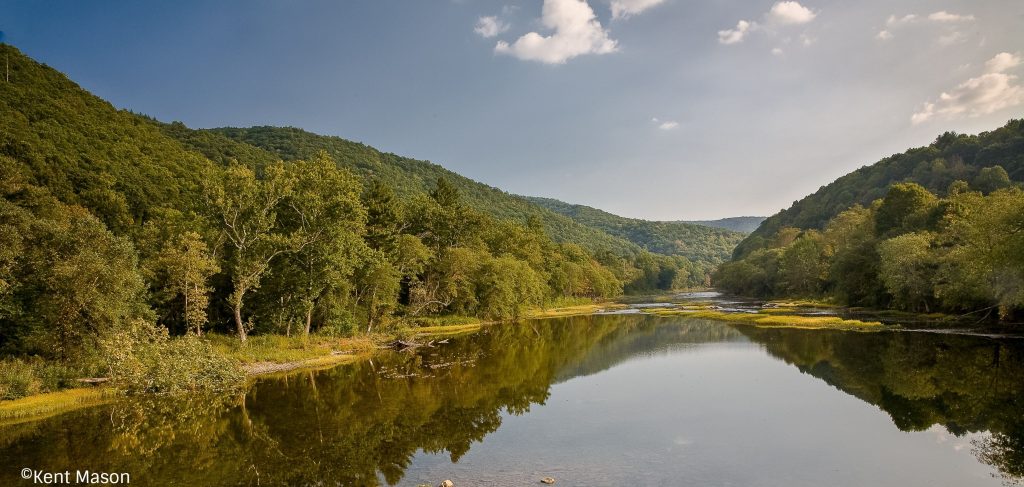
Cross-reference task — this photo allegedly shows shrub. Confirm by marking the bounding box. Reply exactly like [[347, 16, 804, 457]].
[[103, 321, 243, 395], [0, 357, 78, 400]]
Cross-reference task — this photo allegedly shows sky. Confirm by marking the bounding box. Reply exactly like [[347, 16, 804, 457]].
[[1, 0, 1022, 220]]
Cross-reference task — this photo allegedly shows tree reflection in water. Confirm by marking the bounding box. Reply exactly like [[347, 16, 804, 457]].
[[0, 315, 1021, 486]]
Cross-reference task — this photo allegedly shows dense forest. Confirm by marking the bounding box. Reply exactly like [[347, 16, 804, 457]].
[[526, 196, 745, 281], [683, 216, 765, 233], [736, 120, 1024, 258], [0, 44, 705, 398], [717, 141, 1024, 319]]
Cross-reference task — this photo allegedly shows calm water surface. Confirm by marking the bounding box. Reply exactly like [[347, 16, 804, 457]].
[[1, 314, 1022, 486]]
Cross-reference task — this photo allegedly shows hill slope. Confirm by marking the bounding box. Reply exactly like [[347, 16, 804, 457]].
[[0, 45, 215, 233], [735, 120, 1024, 258], [186, 126, 648, 258], [683, 217, 765, 233], [525, 196, 746, 267]]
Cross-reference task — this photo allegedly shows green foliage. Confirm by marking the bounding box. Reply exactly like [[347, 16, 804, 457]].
[[0, 180, 148, 362], [477, 255, 546, 320], [527, 196, 746, 269], [102, 321, 243, 394], [973, 165, 1012, 194], [878, 232, 938, 312], [0, 44, 741, 401], [0, 357, 77, 400], [683, 216, 766, 233], [718, 183, 1024, 320], [195, 126, 647, 258], [145, 231, 219, 335], [736, 120, 1024, 259]]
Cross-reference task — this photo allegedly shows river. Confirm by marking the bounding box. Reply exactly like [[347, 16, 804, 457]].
[[1, 311, 1022, 486]]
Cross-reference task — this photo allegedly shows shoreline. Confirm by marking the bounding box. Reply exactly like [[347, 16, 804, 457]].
[[2, 298, 1005, 424], [0, 302, 620, 423]]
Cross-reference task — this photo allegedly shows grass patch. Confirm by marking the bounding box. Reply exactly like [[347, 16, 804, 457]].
[[207, 333, 377, 365], [768, 299, 840, 309], [683, 310, 883, 331], [0, 387, 113, 424], [410, 323, 483, 336], [527, 303, 626, 319], [405, 315, 482, 328]]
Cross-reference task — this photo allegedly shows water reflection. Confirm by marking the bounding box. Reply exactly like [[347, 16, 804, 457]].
[[738, 327, 1024, 485], [0, 314, 1022, 486]]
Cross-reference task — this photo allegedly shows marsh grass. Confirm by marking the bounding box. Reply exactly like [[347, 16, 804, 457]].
[[0, 387, 113, 423], [688, 310, 882, 330]]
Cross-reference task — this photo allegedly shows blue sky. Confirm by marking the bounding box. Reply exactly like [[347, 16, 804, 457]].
[[2, 0, 1022, 219]]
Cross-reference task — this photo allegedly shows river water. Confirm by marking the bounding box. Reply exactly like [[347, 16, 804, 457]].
[[1, 313, 1022, 486]]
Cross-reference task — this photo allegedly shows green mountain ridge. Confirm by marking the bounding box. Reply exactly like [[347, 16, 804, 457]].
[[525, 196, 746, 268], [184, 125, 649, 258], [735, 120, 1024, 258], [682, 216, 765, 233], [0, 44, 717, 265]]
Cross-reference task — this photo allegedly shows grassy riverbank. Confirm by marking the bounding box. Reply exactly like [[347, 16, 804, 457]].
[[0, 301, 617, 421], [0, 388, 115, 424]]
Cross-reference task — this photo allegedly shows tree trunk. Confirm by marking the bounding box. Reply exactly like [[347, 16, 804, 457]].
[[304, 306, 314, 337], [233, 299, 247, 342]]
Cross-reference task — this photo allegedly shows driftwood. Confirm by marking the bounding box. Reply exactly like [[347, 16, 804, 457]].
[[386, 337, 450, 351], [75, 377, 110, 385]]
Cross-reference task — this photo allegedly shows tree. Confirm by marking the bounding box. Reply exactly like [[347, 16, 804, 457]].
[[363, 180, 404, 254], [972, 165, 1012, 194], [152, 232, 219, 335], [352, 250, 401, 333], [824, 205, 884, 306], [875, 183, 939, 237], [280, 152, 366, 337], [0, 193, 147, 361], [477, 255, 545, 320], [941, 188, 1024, 319], [878, 232, 938, 312], [205, 162, 293, 342], [778, 231, 827, 296]]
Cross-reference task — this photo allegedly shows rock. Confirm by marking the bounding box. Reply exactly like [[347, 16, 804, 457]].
[[439, 480, 455, 487], [540, 477, 556, 484]]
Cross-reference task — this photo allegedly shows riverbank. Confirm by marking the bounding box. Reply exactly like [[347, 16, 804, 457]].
[[0, 301, 624, 422], [650, 307, 884, 331]]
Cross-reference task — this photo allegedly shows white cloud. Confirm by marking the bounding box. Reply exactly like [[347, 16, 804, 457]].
[[771, 47, 784, 56], [799, 34, 815, 46], [495, 0, 618, 64], [928, 11, 975, 23], [985, 52, 1021, 73], [766, 1, 816, 25], [937, 31, 966, 46], [912, 53, 1024, 124], [718, 20, 754, 45], [474, 16, 509, 38], [886, 14, 917, 26], [718, 2, 814, 46], [652, 118, 679, 130], [879, 11, 976, 44], [609, 0, 665, 19]]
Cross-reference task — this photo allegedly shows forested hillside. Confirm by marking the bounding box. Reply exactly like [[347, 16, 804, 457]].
[[526, 196, 745, 268], [717, 121, 1024, 321], [736, 121, 1024, 258], [184, 126, 644, 258], [0, 44, 720, 398], [684, 217, 765, 233]]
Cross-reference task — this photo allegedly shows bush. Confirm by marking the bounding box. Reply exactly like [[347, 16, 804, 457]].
[[0, 357, 78, 400], [0, 359, 40, 400], [103, 321, 244, 395]]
